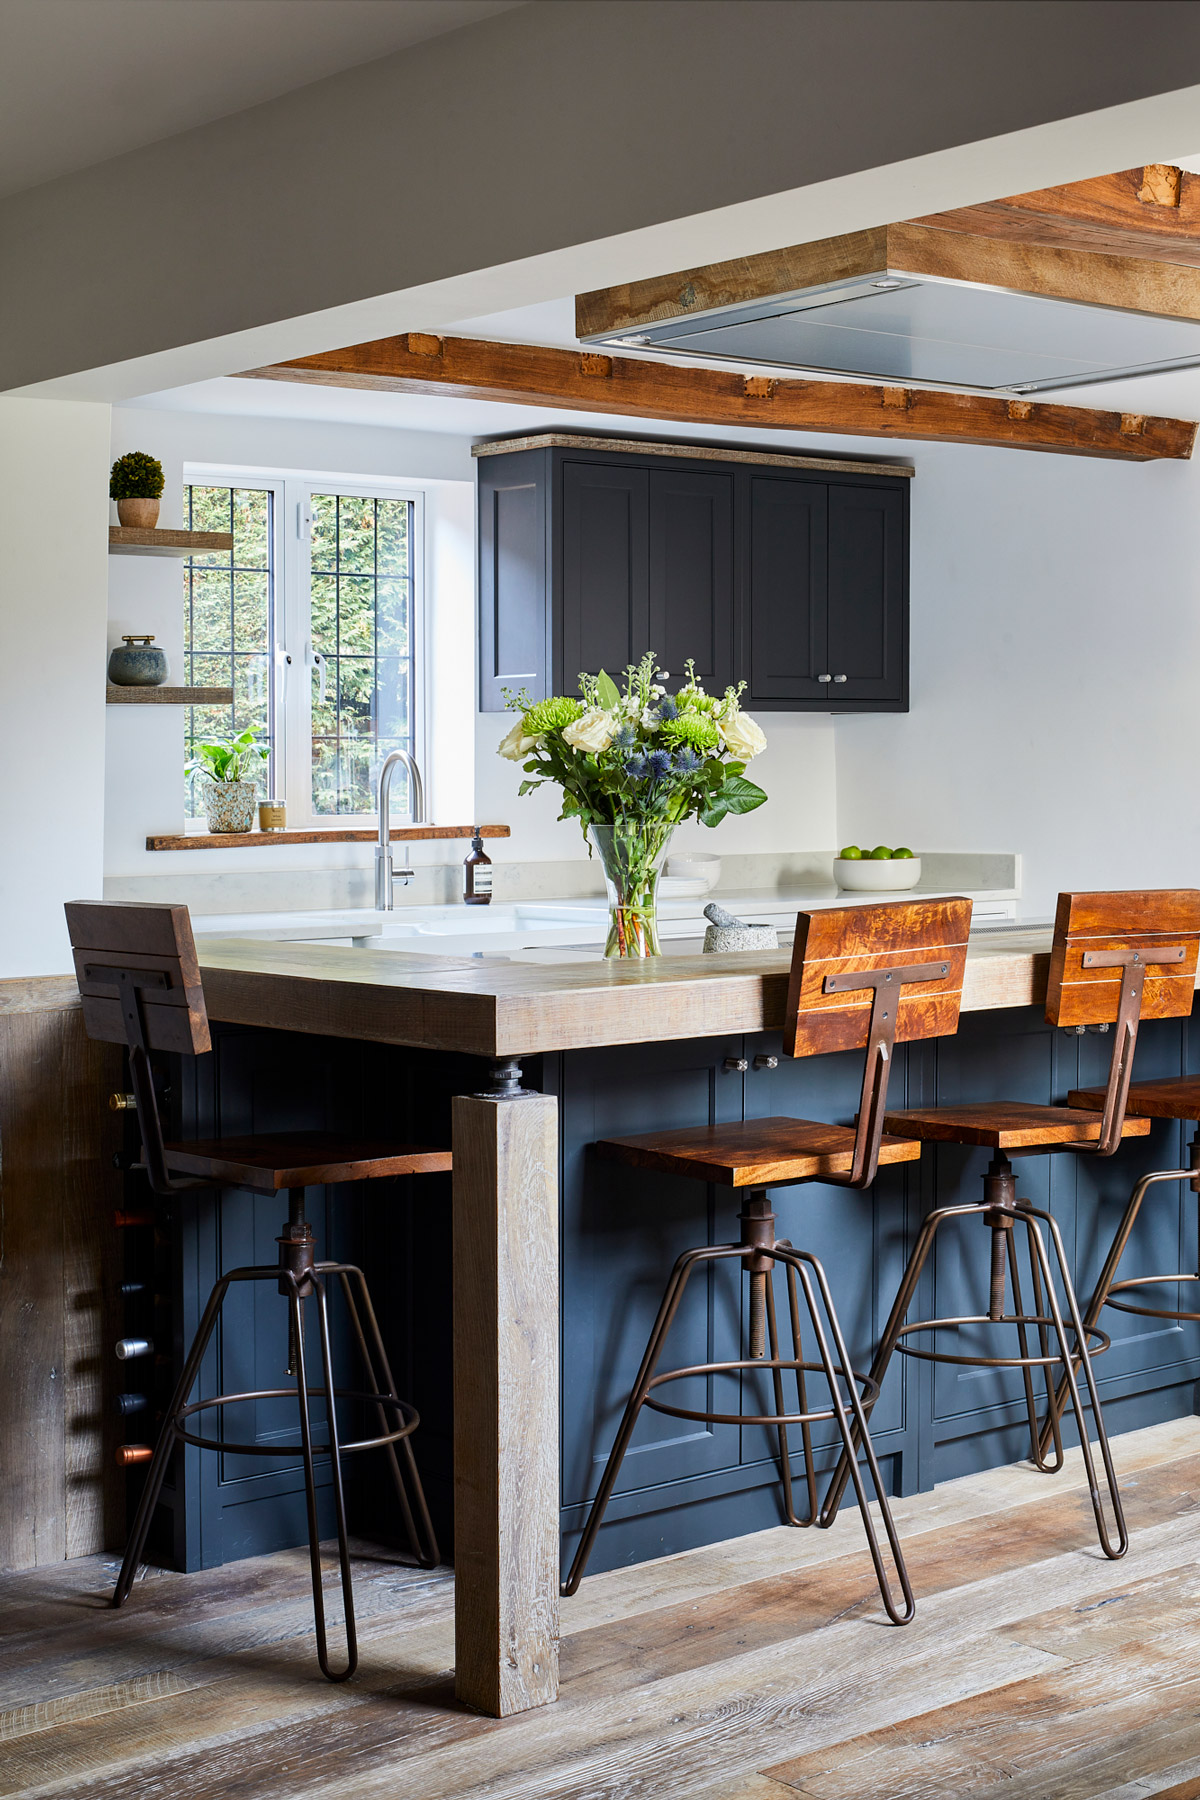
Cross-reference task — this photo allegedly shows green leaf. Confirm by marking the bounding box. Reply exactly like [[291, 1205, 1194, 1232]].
[[715, 774, 767, 814], [596, 670, 621, 710]]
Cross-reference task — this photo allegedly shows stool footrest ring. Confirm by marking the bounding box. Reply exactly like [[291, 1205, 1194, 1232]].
[[173, 1387, 418, 1457], [643, 1357, 877, 1428], [1105, 1272, 1200, 1322], [894, 1315, 1109, 1368]]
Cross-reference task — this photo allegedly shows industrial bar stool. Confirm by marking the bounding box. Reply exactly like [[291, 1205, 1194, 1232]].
[[65, 899, 449, 1682], [823, 889, 1200, 1562], [562, 896, 976, 1624]]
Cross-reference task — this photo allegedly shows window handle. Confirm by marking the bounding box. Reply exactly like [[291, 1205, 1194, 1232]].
[[304, 642, 327, 705]]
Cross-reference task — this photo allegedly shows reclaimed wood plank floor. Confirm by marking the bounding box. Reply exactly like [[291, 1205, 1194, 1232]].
[[5, 1418, 1200, 1799]]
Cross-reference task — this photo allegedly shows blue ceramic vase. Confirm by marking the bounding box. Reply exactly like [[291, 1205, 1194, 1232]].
[[108, 635, 168, 686]]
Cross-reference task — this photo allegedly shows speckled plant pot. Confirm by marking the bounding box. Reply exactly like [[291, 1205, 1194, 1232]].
[[201, 779, 257, 834], [116, 497, 160, 528]]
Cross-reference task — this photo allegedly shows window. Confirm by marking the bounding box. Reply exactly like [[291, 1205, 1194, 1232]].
[[182, 473, 422, 825]]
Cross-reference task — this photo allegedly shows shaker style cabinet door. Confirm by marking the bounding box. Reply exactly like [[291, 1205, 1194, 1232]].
[[560, 460, 649, 688], [745, 475, 829, 704], [478, 448, 550, 710], [824, 482, 907, 706], [648, 469, 735, 693]]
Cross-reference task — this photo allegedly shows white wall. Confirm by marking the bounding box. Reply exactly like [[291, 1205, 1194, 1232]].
[[833, 369, 1200, 921], [0, 396, 110, 975]]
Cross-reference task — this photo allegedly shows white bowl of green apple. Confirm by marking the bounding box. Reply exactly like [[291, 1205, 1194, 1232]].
[[834, 845, 921, 891]]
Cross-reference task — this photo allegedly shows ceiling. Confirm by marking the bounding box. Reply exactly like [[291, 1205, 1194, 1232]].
[[0, 0, 524, 200]]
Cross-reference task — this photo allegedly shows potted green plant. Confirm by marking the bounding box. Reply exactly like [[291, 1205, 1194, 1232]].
[[110, 451, 165, 529], [186, 729, 269, 833]]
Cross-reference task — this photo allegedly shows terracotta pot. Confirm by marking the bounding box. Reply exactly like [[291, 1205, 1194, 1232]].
[[200, 779, 257, 834], [117, 497, 160, 528]]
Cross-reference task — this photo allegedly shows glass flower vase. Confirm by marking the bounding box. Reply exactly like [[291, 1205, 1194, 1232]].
[[588, 823, 675, 958]]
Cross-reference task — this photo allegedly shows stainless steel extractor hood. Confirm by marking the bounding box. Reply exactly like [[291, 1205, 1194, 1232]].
[[583, 268, 1200, 394]]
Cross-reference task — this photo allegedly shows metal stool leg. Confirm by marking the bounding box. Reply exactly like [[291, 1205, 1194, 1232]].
[[770, 1246, 817, 1527], [778, 1250, 914, 1625], [561, 1246, 709, 1596], [289, 1273, 358, 1681], [112, 1272, 233, 1608], [1022, 1208, 1127, 1560], [333, 1264, 439, 1569], [820, 1207, 945, 1529], [1006, 1210, 1065, 1473], [1036, 1166, 1192, 1464]]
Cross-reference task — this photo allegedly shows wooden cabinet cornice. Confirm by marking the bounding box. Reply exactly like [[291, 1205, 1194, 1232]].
[[475, 434, 910, 714]]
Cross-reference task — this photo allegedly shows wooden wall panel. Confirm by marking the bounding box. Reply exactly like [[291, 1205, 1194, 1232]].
[[0, 983, 123, 1569]]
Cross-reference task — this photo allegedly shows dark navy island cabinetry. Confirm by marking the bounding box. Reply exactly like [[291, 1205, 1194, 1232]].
[[477, 435, 909, 712], [139, 1002, 1200, 1579]]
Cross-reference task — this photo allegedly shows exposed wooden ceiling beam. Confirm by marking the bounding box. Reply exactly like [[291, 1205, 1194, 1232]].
[[911, 166, 1200, 269], [239, 333, 1196, 461]]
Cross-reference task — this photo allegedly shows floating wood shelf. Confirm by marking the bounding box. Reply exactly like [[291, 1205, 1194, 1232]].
[[146, 824, 511, 851], [109, 527, 233, 557], [107, 685, 234, 706]]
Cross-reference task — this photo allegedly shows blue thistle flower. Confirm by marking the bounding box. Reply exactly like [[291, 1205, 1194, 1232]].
[[673, 747, 702, 775], [624, 751, 648, 778], [658, 694, 678, 720], [646, 749, 672, 781], [613, 722, 637, 751]]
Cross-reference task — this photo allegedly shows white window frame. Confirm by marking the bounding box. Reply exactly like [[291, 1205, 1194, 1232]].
[[183, 465, 427, 830]]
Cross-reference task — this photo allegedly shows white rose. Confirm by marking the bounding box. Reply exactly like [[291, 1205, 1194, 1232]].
[[498, 718, 539, 761], [718, 710, 767, 760], [562, 707, 616, 755]]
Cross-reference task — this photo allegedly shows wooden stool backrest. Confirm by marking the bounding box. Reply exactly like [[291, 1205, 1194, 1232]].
[[1045, 890, 1200, 1155], [65, 900, 210, 1056], [781, 897, 973, 1190], [783, 896, 973, 1060], [1045, 890, 1200, 1029]]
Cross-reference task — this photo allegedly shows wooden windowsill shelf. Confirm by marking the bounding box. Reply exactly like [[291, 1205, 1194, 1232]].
[[108, 685, 234, 705], [146, 824, 511, 851], [109, 527, 234, 557]]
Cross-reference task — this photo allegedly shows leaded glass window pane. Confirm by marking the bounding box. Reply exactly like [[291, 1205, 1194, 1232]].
[[182, 486, 275, 816]]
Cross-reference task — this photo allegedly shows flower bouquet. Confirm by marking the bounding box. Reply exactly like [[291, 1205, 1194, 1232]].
[[501, 653, 768, 957]]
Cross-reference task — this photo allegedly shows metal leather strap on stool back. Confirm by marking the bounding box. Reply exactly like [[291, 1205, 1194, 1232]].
[[1045, 890, 1200, 1155], [65, 899, 210, 1193], [783, 896, 973, 1188]]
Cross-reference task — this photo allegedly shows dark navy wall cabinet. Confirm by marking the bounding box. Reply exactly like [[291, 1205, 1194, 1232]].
[[477, 441, 909, 711], [141, 1005, 1199, 1577]]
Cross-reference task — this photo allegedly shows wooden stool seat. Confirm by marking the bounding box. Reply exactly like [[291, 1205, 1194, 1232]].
[[600, 1117, 923, 1187], [1068, 1076, 1200, 1121], [161, 1131, 453, 1192], [884, 1102, 1152, 1150]]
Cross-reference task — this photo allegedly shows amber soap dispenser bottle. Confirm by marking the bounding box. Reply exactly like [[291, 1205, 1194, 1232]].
[[463, 829, 493, 905]]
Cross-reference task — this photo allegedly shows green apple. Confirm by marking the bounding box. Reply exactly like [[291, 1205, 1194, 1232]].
[[892, 846, 914, 859], [839, 845, 863, 860], [870, 845, 892, 860]]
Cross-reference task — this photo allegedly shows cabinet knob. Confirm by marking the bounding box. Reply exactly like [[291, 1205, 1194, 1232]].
[[723, 1057, 749, 1073], [833, 674, 848, 683], [753, 1054, 780, 1070], [817, 673, 832, 683]]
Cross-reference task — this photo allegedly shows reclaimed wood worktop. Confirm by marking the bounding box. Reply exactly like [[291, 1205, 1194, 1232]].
[[195, 927, 1058, 1058]]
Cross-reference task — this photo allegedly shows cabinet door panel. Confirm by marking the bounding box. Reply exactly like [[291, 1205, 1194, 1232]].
[[825, 483, 907, 704], [648, 470, 734, 691], [561, 461, 649, 684], [746, 476, 828, 703], [478, 449, 548, 711]]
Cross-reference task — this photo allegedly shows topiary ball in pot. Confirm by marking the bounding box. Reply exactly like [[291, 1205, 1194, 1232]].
[[110, 451, 165, 529]]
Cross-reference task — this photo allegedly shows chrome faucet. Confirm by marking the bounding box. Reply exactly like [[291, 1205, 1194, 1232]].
[[374, 749, 425, 910]]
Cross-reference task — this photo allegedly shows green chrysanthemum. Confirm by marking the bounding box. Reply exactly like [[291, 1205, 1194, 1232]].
[[522, 695, 584, 734], [660, 712, 719, 750]]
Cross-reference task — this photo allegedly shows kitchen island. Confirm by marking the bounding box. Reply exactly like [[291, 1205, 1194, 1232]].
[[178, 922, 1200, 1716]]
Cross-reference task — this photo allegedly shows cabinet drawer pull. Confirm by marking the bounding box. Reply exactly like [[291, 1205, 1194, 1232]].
[[817, 673, 832, 683], [833, 674, 848, 683], [723, 1057, 749, 1073]]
